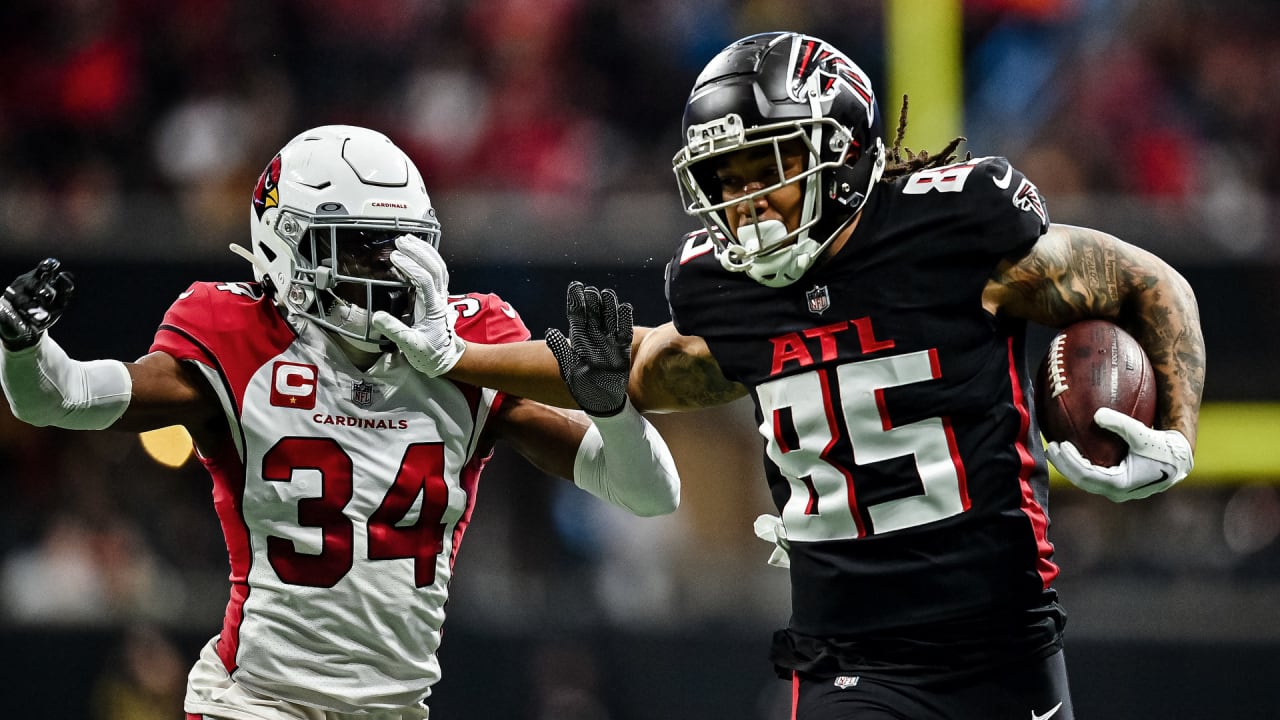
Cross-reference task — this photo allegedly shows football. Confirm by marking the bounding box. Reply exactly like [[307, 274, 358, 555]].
[[1035, 320, 1157, 467]]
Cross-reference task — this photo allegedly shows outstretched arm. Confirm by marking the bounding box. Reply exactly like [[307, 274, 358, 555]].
[[444, 285, 651, 409], [379, 266, 681, 515], [0, 258, 220, 441], [462, 319, 748, 413], [447, 339, 581, 409], [373, 235, 594, 408], [494, 282, 680, 517], [451, 315, 750, 415], [372, 236, 741, 414]]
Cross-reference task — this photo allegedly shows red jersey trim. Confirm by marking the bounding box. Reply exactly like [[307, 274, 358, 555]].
[[1007, 338, 1059, 587]]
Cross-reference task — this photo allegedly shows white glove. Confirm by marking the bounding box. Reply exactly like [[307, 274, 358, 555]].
[[371, 235, 465, 377], [753, 514, 791, 569], [1045, 407, 1194, 502]]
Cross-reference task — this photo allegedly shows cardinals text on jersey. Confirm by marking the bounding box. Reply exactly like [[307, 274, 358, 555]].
[[152, 280, 528, 711]]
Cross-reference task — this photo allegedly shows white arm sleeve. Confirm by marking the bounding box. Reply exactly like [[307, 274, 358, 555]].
[[0, 333, 132, 430], [572, 399, 680, 517]]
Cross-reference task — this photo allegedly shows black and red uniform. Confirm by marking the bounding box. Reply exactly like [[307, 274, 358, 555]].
[[666, 157, 1072, 719]]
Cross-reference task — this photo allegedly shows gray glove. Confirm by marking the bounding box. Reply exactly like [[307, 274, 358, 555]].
[[0, 258, 76, 351], [545, 282, 633, 416]]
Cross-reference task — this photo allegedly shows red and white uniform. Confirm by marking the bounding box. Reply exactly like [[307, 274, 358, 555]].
[[152, 281, 527, 714]]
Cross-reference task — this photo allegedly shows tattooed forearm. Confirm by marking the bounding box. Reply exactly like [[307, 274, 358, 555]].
[[1124, 264, 1205, 447], [992, 224, 1125, 324], [647, 343, 746, 410], [631, 325, 748, 411], [1087, 239, 1120, 305], [680, 353, 748, 408], [990, 223, 1205, 446]]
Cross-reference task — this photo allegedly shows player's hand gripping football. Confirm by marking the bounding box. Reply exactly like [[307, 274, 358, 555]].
[[1045, 408, 1194, 502], [370, 235, 465, 377], [0, 258, 76, 352], [545, 282, 633, 417]]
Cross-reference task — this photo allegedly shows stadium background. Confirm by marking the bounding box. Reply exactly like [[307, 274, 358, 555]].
[[0, 0, 1277, 717]]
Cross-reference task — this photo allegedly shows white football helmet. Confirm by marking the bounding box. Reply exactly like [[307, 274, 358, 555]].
[[238, 125, 441, 352]]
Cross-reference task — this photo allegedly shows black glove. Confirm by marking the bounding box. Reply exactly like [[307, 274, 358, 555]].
[[0, 258, 75, 351], [545, 282, 633, 416]]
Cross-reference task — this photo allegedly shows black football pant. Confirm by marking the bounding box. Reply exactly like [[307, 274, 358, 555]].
[[789, 648, 1073, 720]]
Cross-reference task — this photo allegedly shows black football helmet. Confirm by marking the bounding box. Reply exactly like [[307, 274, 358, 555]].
[[673, 32, 885, 287]]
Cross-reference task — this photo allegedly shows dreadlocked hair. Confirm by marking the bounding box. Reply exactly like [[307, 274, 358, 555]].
[[879, 94, 970, 183]]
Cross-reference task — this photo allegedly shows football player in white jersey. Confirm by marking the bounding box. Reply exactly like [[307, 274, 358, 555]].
[[0, 125, 680, 720]]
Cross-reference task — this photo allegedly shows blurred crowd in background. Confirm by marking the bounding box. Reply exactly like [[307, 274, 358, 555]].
[[2, 0, 1279, 260], [1, 0, 1279, 717]]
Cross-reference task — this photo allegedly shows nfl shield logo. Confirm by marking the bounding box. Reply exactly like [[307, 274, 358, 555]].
[[351, 380, 375, 408], [806, 285, 831, 315]]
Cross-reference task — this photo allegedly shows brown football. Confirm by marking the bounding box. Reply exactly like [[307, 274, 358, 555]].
[[1035, 320, 1157, 467]]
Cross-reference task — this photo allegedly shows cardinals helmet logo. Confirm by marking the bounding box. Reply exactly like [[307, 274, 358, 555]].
[[253, 154, 282, 219]]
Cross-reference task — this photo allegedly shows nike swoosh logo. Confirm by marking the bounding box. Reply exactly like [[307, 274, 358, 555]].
[[1133, 470, 1171, 491], [500, 303, 517, 319], [993, 163, 1014, 189], [1031, 701, 1063, 720]]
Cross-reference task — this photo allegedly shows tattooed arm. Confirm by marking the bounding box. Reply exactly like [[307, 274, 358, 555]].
[[445, 324, 747, 413], [983, 223, 1205, 447], [628, 323, 748, 413]]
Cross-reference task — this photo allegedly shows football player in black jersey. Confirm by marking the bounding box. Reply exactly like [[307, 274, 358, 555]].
[[443, 31, 1204, 720]]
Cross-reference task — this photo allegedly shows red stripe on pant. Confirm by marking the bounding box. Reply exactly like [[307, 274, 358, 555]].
[[791, 670, 800, 720]]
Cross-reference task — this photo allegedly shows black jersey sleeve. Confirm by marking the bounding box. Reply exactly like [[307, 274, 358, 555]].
[[664, 229, 723, 338], [921, 156, 1048, 258], [979, 156, 1049, 256]]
